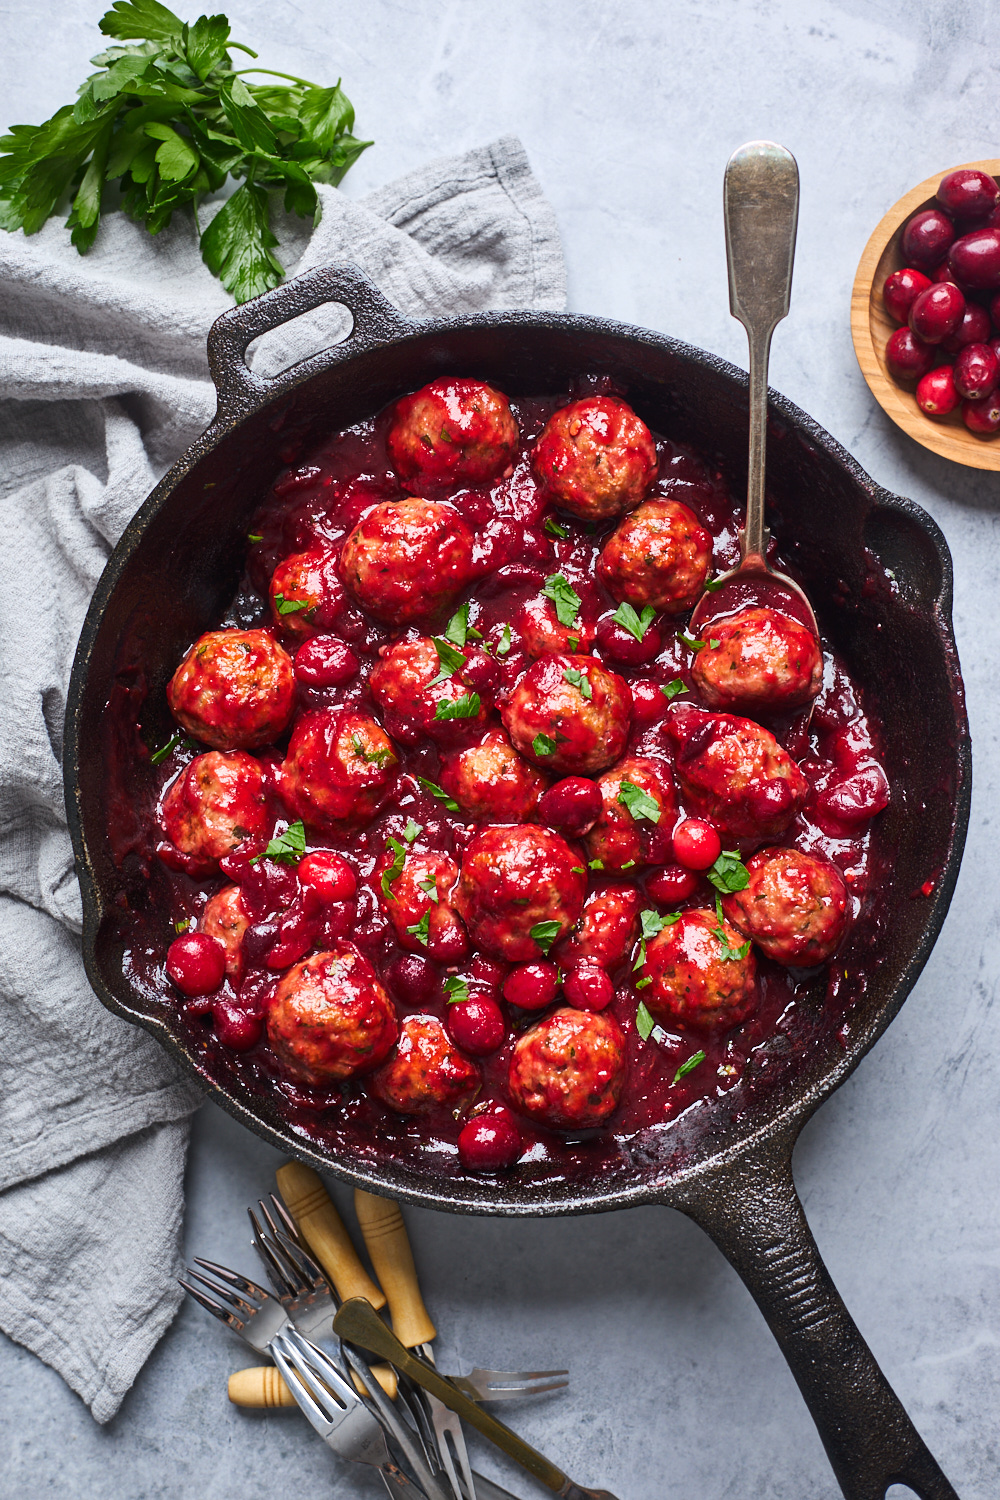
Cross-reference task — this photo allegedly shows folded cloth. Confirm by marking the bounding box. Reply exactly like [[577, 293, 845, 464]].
[[0, 134, 565, 1422]]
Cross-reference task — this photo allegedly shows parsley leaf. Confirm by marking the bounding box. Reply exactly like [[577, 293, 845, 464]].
[[611, 602, 657, 642], [406, 912, 431, 947], [706, 850, 750, 894], [444, 603, 474, 647], [617, 779, 661, 824], [661, 678, 688, 701], [431, 635, 466, 682], [530, 920, 562, 956], [416, 776, 460, 812], [673, 1050, 707, 1083], [274, 592, 310, 614], [247, 531, 263, 543], [495, 622, 512, 658], [563, 666, 592, 700], [588, 858, 604, 871], [711, 893, 752, 962], [633, 907, 680, 970], [381, 837, 407, 900], [253, 820, 306, 866], [402, 819, 422, 844], [544, 516, 569, 539], [418, 877, 440, 904], [434, 691, 481, 721], [533, 733, 558, 757], [443, 975, 469, 1004], [542, 573, 581, 628], [635, 1001, 656, 1040], [174, 916, 192, 933], [676, 631, 706, 652], [150, 729, 191, 765], [350, 733, 393, 767], [703, 576, 725, 592]]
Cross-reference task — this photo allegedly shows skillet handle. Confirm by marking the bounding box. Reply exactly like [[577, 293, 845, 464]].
[[206, 262, 413, 425], [672, 1136, 960, 1500]]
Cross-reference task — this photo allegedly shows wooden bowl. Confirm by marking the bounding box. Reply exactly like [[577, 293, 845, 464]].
[[850, 158, 1000, 470]]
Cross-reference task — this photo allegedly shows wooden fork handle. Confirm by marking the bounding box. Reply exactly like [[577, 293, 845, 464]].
[[275, 1160, 385, 1309], [227, 1360, 398, 1407], [354, 1188, 436, 1348]]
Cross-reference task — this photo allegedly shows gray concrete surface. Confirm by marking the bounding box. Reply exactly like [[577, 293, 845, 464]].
[[1, 2, 998, 1496]]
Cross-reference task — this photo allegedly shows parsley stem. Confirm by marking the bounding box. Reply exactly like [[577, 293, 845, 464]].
[[233, 67, 319, 88]]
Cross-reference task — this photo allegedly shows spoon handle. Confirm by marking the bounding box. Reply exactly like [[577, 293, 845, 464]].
[[724, 141, 799, 564]]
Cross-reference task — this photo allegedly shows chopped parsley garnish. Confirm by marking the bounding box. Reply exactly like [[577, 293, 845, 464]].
[[150, 730, 191, 765], [611, 601, 656, 642], [661, 678, 688, 701], [711, 893, 752, 962], [542, 573, 581, 628], [174, 917, 191, 933], [402, 819, 422, 844], [617, 779, 661, 824], [406, 912, 431, 947], [563, 666, 592, 700], [635, 976, 653, 990], [571, 866, 586, 875], [530, 920, 562, 956], [442, 602, 481, 647], [673, 1050, 707, 1083], [709, 638, 720, 649], [252, 820, 306, 866], [381, 837, 407, 899], [416, 776, 460, 812], [418, 877, 440, 904], [430, 635, 466, 683], [496, 622, 512, 658], [351, 733, 392, 767], [633, 908, 680, 970], [588, 858, 604, 871], [544, 516, 569, 539], [706, 849, 749, 894], [247, 532, 263, 543], [434, 691, 481, 721], [703, 576, 724, 592], [676, 630, 706, 652], [635, 1000, 656, 1039], [443, 976, 469, 1004], [533, 733, 558, 757], [274, 593, 311, 615]]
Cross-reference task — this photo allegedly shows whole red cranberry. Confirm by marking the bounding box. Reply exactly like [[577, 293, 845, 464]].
[[469, 954, 508, 988], [916, 365, 960, 416], [457, 1114, 523, 1171], [953, 342, 999, 399], [990, 337, 1000, 364], [594, 613, 662, 665], [901, 208, 955, 269], [562, 963, 614, 1011], [672, 817, 722, 871], [630, 678, 674, 727], [503, 961, 559, 1010], [166, 932, 226, 996], [885, 327, 935, 382], [645, 864, 700, 903], [937, 168, 1000, 222], [447, 996, 506, 1055], [882, 267, 932, 323], [941, 301, 991, 352], [932, 262, 958, 284], [385, 952, 439, 1005], [909, 282, 966, 343], [293, 635, 359, 687], [962, 393, 1000, 434], [989, 292, 1000, 332], [212, 997, 264, 1051], [458, 649, 501, 696], [537, 777, 603, 837], [947, 228, 1000, 289], [298, 850, 357, 902]]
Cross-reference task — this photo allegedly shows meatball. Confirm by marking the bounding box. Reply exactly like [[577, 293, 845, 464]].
[[501, 653, 631, 776], [691, 607, 823, 713], [722, 847, 849, 966], [642, 908, 757, 1030], [517, 594, 595, 658], [200, 883, 250, 978], [269, 546, 346, 639], [376, 848, 468, 962], [371, 1014, 480, 1115], [532, 396, 657, 521], [266, 943, 398, 1086], [597, 498, 712, 614], [166, 629, 295, 750], [453, 825, 587, 961], [159, 751, 270, 872], [387, 378, 519, 492], [508, 1007, 626, 1129], [555, 883, 640, 970], [369, 637, 490, 745], [439, 728, 547, 822], [340, 498, 474, 626], [668, 706, 808, 843], [584, 756, 677, 870], [281, 709, 398, 833]]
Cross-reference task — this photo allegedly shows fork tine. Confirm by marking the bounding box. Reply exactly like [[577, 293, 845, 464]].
[[184, 1266, 258, 1318], [275, 1227, 330, 1292], [269, 1192, 305, 1247], [178, 1276, 242, 1332], [481, 1380, 569, 1399], [473, 1368, 569, 1383], [248, 1206, 298, 1298], [278, 1328, 356, 1412], [271, 1337, 332, 1431], [192, 1256, 270, 1303]]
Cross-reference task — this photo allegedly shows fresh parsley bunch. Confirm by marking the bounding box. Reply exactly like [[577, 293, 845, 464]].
[[0, 0, 370, 302]]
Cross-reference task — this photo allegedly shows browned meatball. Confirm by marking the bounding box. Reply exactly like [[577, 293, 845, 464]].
[[584, 756, 677, 870], [501, 653, 631, 776], [555, 883, 640, 970], [439, 728, 547, 822], [376, 847, 468, 962], [371, 1014, 480, 1115], [387, 378, 519, 492], [508, 1007, 626, 1128], [517, 593, 596, 658], [692, 607, 823, 713], [281, 709, 398, 833], [340, 498, 474, 625], [453, 825, 587, 961], [532, 396, 657, 521], [369, 637, 489, 745], [200, 883, 250, 978], [597, 499, 712, 614], [642, 908, 757, 1030], [166, 629, 294, 750], [668, 706, 808, 843], [266, 944, 398, 1086], [269, 546, 346, 639], [722, 847, 849, 966], [159, 751, 270, 872]]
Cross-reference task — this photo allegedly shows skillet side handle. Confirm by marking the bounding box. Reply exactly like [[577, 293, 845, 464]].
[[206, 262, 413, 426], [673, 1137, 959, 1500]]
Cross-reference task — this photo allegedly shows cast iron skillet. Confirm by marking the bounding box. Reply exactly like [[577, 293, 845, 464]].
[[65, 265, 970, 1500]]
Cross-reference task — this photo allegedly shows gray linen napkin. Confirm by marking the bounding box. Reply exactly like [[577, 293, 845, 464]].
[[0, 134, 565, 1422]]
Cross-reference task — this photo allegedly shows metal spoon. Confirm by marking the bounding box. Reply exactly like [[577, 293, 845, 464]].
[[689, 140, 818, 638]]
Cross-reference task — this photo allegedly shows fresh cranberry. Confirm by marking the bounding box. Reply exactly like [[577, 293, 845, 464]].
[[594, 613, 662, 665], [908, 282, 966, 344], [630, 678, 674, 726], [901, 208, 955, 269], [457, 1114, 523, 1171], [916, 365, 960, 416], [885, 327, 934, 382], [385, 952, 438, 1005], [962, 392, 1000, 433], [990, 292, 1000, 333], [645, 864, 700, 903], [537, 777, 603, 837], [937, 168, 1000, 222], [447, 996, 506, 1055], [562, 964, 614, 1011], [293, 635, 359, 687], [503, 961, 559, 1010], [882, 267, 932, 323], [298, 850, 357, 902], [991, 336, 1000, 365], [166, 933, 226, 996], [941, 301, 991, 352], [469, 955, 508, 988], [458, 648, 501, 696], [213, 997, 264, 1051], [947, 228, 1000, 289], [932, 262, 958, 284], [953, 341, 999, 399], [815, 765, 890, 826], [672, 818, 722, 871]]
